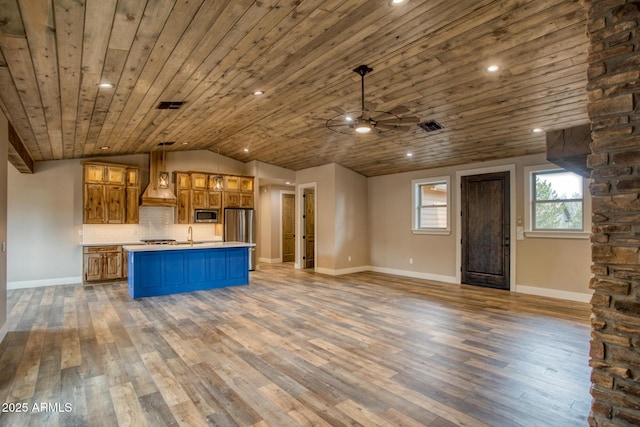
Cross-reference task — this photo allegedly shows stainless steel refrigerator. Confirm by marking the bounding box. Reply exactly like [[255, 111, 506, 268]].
[[224, 208, 256, 270]]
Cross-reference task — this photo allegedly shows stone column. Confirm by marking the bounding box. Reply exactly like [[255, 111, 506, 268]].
[[585, 0, 640, 425]]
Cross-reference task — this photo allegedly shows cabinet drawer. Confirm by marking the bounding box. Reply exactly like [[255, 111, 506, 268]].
[[84, 245, 121, 254]]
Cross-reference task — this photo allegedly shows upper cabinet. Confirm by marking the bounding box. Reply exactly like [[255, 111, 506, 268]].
[[174, 172, 254, 223], [83, 162, 140, 224]]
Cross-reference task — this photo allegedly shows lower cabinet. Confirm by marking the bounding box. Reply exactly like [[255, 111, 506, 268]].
[[83, 246, 126, 283]]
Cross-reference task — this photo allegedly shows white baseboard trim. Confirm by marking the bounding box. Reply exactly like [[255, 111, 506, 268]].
[[316, 266, 371, 276], [8, 276, 82, 290], [258, 257, 283, 264], [515, 285, 592, 303], [369, 266, 458, 284]]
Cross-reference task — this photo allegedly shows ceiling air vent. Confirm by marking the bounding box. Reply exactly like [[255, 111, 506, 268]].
[[156, 101, 185, 110], [418, 120, 444, 132]]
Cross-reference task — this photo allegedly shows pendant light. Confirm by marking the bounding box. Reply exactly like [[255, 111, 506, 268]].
[[212, 143, 224, 191], [158, 133, 169, 189]]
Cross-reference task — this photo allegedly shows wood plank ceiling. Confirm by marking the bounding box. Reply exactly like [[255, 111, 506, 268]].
[[0, 0, 589, 177]]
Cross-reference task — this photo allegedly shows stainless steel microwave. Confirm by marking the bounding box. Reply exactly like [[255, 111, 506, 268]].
[[194, 209, 219, 223]]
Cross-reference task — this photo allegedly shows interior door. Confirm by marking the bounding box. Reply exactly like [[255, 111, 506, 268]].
[[303, 189, 315, 269], [461, 171, 510, 289], [282, 193, 295, 262]]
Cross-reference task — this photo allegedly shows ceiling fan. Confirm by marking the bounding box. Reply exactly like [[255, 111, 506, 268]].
[[325, 65, 420, 135]]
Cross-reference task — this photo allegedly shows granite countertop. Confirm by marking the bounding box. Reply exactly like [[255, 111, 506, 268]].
[[122, 241, 255, 252]]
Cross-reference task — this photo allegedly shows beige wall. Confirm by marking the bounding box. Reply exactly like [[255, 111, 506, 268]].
[[296, 164, 336, 271], [295, 163, 370, 274], [368, 153, 593, 300], [333, 164, 370, 271]]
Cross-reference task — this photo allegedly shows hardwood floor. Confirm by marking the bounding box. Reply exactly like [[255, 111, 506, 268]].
[[0, 264, 591, 426]]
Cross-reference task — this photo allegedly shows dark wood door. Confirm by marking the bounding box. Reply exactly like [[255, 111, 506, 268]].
[[282, 193, 295, 262], [461, 172, 510, 289], [303, 189, 315, 269]]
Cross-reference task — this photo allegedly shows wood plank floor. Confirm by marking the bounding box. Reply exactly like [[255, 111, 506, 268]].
[[0, 264, 592, 426]]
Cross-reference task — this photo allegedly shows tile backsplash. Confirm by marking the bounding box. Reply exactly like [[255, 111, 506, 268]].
[[82, 206, 222, 244]]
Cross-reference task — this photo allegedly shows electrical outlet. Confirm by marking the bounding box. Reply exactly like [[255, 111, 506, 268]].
[[409, 258, 413, 264], [348, 256, 352, 262]]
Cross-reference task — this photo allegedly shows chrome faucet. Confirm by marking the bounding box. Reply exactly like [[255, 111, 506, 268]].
[[187, 226, 193, 246]]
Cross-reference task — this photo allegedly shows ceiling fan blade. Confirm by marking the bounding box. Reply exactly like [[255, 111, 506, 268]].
[[376, 116, 421, 125], [364, 101, 377, 112], [376, 124, 412, 132], [387, 105, 410, 115]]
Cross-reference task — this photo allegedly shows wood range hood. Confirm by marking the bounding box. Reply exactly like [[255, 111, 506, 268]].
[[140, 151, 177, 207]]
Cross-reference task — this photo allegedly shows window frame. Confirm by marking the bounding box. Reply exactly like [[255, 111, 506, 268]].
[[523, 165, 590, 239], [411, 176, 451, 235]]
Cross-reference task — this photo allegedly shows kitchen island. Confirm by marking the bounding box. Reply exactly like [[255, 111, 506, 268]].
[[123, 242, 253, 298]]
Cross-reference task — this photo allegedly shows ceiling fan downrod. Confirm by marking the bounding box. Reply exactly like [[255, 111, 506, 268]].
[[353, 65, 373, 112]]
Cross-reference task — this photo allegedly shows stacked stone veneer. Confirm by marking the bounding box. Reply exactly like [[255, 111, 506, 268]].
[[585, 0, 640, 425]]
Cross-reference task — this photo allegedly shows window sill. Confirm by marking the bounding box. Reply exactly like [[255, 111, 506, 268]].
[[412, 229, 451, 236], [524, 231, 591, 240]]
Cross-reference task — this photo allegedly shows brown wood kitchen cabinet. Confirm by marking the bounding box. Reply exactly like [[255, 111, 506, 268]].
[[83, 245, 126, 283], [174, 172, 191, 224], [83, 162, 139, 224]]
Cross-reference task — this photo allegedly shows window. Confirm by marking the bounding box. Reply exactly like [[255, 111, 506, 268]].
[[524, 166, 590, 238], [412, 176, 450, 234]]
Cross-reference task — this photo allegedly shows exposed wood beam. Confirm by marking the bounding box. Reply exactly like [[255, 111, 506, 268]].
[[8, 123, 34, 173]]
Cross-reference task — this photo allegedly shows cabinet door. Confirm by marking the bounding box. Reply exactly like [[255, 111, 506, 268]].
[[175, 172, 191, 190], [107, 167, 125, 185], [240, 193, 254, 208], [191, 173, 207, 189], [176, 190, 190, 224], [125, 186, 139, 224], [84, 165, 105, 183], [224, 192, 241, 208], [208, 191, 222, 208], [84, 184, 106, 223], [122, 251, 128, 278], [192, 189, 207, 209], [240, 177, 254, 193], [105, 185, 125, 224], [103, 252, 123, 280], [126, 168, 139, 186], [83, 253, 103, 281], [225, 176, 240, 191]]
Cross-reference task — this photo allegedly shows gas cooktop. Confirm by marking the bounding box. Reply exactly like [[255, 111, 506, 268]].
[[140, 239, 177, 245]]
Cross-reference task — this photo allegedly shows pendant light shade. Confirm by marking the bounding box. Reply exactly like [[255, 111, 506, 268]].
[[158, 134, 170, 189]]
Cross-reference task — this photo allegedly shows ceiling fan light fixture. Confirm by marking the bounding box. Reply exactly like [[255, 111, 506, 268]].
[[355, 122, 372, 133]]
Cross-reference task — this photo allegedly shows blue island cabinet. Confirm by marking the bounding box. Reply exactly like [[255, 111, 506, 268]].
[[127, 246, 249, 298]]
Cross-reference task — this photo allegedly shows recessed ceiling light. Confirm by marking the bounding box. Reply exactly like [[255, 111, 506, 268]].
[[100, 146, 110, 150], [406, 152, 413, 157], [533, 128, 544, 133], [243, 147, 249, 152], [182, 142, 189, 145], [389, 0, 408, 5], [487, 65, 499, 73], [99, 82, 114, 88], [253, 90, 264, 96]]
